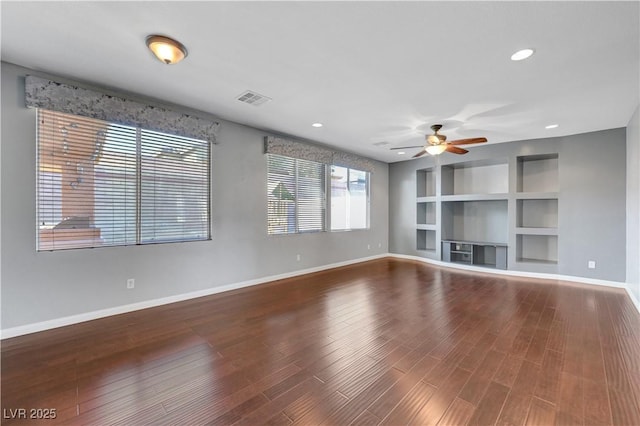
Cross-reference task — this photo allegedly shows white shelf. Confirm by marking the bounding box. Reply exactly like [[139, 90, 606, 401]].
[[441, 193, 509, 202], [416, 196, 437, 203], [515, 227, 558, 236], [515, 191, 559, 200], [417, 224, 437, 231]]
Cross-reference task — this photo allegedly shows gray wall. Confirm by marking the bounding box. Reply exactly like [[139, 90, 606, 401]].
[[389, 128, 628, 282], [0, 62, 389, 330], [627, 105, 640, 302]]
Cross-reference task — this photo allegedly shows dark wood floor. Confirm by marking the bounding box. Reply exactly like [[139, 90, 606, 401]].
[[2, 258, 640, 425]]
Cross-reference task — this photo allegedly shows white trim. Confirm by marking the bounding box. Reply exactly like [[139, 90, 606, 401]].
[[0, 254, 386, 340], [388, 253, 627, 288], [626, 286, 640, 314], [390, 253, 640, 314], [4, 252, 638, 339]]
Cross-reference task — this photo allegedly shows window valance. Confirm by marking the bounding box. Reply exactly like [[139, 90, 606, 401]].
[[25, 75, 220, 142], [264, 136, 374, 172]]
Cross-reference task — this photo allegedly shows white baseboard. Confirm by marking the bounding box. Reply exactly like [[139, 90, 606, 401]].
[[626, 286, 640, 314], [389, 253, 640, 314], [3, 252, 638, 339], [389, 253, 627, 288], [0, 254, 387, 340]]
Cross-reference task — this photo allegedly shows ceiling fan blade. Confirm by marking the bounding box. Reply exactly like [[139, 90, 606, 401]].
[[449, 137, 488, 145], [390, 145, 424, 150], [412, 149, 428, 158], [446, 146, 469, 155]]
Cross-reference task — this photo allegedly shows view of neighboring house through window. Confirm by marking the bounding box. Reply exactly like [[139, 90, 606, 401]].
[[37, 109, 210, 250], [267, 154, 326, 234], [330, 166, 369, 230]]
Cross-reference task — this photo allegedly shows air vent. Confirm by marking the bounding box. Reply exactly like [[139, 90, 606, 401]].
[[373, 141, 390, 147], [236, 90, 272, 106]]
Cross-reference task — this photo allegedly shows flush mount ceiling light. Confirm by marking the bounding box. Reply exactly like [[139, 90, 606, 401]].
[[146, 35, 188, 65], [511, 48, 535, 61], [545, 124, 559, 129], [311, 123, 323, 128], [397, 151, 406, 155]]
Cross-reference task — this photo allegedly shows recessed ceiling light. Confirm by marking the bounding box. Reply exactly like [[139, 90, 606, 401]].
[[312, 123, 323, 128], [545, 124, 559, 129], [397, 151, 406, 155], [511, 48, 535, 61]]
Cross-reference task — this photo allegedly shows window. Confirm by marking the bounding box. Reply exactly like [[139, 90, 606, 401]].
[[266, 153, 370, 235], [267, 154, 326, 234], [330, 166, 369, 230], [37, 109, 210, 250]]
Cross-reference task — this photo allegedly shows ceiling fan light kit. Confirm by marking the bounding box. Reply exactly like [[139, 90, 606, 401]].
[[390, 123, 488, 158], [426, 144, 448, 155]]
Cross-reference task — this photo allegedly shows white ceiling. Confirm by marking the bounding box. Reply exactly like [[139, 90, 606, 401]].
[[2, 1, 638, 163]]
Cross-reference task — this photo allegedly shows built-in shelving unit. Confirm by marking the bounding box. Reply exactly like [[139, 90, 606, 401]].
[[444, 241, 473, 264], [441, 200, 508, 244], [417, 202, 436, 225], [517, 154, 559, 193], [443, 240, 507, 269], [440, 159, 509, 268], [414, 154, 559, 271], [416, 167, 436, 254], [417, 229, 436, 252], [516, 234, 558, 264], [417, 168, 436, 198], [441, 158, 508, 196], [516, 198, 558, 234], [515, 154, 559, 266]]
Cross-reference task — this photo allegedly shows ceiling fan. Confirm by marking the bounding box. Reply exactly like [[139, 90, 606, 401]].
[[391, 124, 487, 158]]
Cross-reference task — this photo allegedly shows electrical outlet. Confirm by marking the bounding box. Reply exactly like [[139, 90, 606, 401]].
[[367, 244, 371, 250], [588, 260, 596, 269], [378, 242, 382, 248], [296, 254, 301, 261], [126, 278, 135, 289]]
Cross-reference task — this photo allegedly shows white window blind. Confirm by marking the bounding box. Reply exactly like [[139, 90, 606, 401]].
[[140, 129, 210, 243], [330, 166, 370, 231], [267, 154, 326, 234], [37, 109, 210, 250]]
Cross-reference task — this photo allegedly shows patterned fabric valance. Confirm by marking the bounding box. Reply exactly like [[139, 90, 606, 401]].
[[25, 75, 220, 142], [264, 136, 374, 172]]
